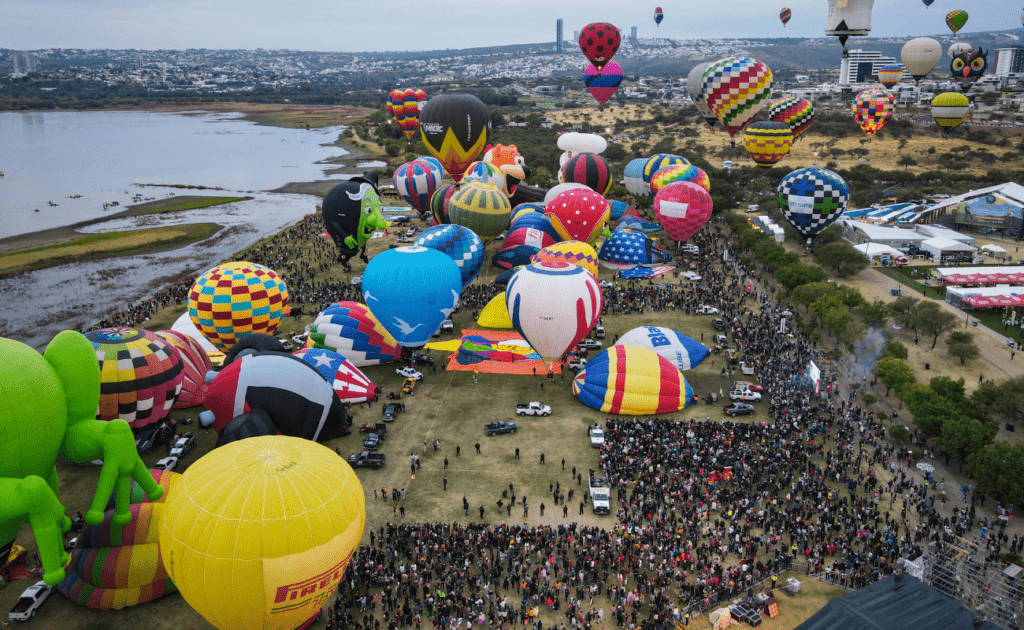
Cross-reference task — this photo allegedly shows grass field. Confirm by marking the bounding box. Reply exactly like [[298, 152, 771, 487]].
[[135, 103, 374, 129], [136, 196, 250, 214]]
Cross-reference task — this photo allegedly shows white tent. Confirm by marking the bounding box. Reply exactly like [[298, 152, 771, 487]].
[[853, 243, 905, 259], [981, 243, 1007, 259], [921, 236, 976, 262]]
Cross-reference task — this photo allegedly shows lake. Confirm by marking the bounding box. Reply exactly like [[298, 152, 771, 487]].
[[0, 110, 355, 349]]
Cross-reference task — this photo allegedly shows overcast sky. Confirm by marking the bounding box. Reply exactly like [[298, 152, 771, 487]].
[[5, 0, 1018, 52]]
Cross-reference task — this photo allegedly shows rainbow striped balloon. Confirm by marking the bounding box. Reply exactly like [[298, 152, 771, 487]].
[[877, 65, 905, 88], [650, 163, 711, 194], [768, 96, 815, 141]]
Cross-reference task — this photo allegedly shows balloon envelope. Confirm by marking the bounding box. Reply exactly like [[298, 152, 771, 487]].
[[155, 330, 213, 409], [598, 229, 672, 269], [777, 167, 849, 241], [654, 182, 714, 243], [931, 92, 971, 135], [768, 96, 814, 141], [544, 188, 610, 244], [362, 246, 462, 347], [650, 164, 710, 195], [584, 61, 622, 108], [305, 302, 402, 367], [462, 161, 505, 191], [493, 227, 559, 270], [642, 154, 690, 192], [851, 89, 895, 137], [477, 294, 514, 329], [573, 345, 694, 415], [532, 241, 600, 278], [447, 181, 512, 243], [561, 152, 612, 195], [615, 327, 709, 371], [188, 262, 289, 351], [901, 38, 942, 81], [687, 62, 718, 128], [415, 224, 485, 288], [946, 9, 968, 35], [623, 158, 650, 197], [292, 348, 378, 405], [160, 436, 365, 630], [743, 120, 793, 171], [780, 7, 792, 26], [419, 94, 491, 181], [877, 65, 904, 88], [394, 159, 442, 213], [700, 57, 774, 138], [578, 22, 621, 71], [556, 132, 608, 157], [505, 261, 602, 361]]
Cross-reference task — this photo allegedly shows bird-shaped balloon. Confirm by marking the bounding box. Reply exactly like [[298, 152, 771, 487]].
[[951, 48, 988, 91]]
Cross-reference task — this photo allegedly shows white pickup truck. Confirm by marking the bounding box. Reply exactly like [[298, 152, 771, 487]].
[[515, 401, 551, 417], [588, 469, 611, 515]]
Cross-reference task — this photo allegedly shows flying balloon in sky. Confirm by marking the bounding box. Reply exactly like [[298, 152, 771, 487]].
[[780, 8, 792, 27], [654, 7, 664, 26], [578, 22, 621, 72], [946, 10, 968, 35], [699, 57, 773, 144]]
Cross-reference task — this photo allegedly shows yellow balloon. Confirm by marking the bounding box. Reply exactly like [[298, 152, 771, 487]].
[[159, 436, 365, 630]]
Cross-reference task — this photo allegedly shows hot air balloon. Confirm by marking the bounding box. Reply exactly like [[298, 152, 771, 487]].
[[780, 7, 792, 26], [561, 153, 613, 195], [877, 65, 904, 88], [155, 330, 213, 409], [509, 211, 561, 243], [414, 224, 485, 288], [946, 9, 968, 35], [532, 241, 600, 278], [743, 121, 793, 172], [462, 161, 506, 192], [643, 154, 690, 193], [687, 62, 719, 128], [429, 183, 457, 225], [557, 132, 608, 159], [922, 0, 934, 7], [447, 181, 512, 243], [598, 229, 672, 269], [305, 302, 402, 367], [505, 261, 602, 363], [768, 96, 815, 141], [573, 345, 694, 416], [951, 48, 988, 91], [650, 164, 711, 195], [931, 92, 971, 135], [86, 327, 183, 431], [188, 262, 289, 351], [292, 348, 379, 405], [160, 436, 365, 630], [623, 158, 650, 197], [654, 7, 664, 26], [608, 199, 635, 221], [948, 42, 972, 58], [511, 203, 546, 225], [615, 327, 709, 371], [578, 22, 621, 72], [824, 0, 877, 48], [400, 88, 424, 141], [482, 144, 532, 197], [699, 57, 774, 143], [362, 246, 462, 347], [419, 94, 491, 182], [394, 159, 442, 215], [544, 188, 610, 244], [583, 61, 622, 110], [492, 227, 558, 270], [777, 167, 849, 245], [322, 174, 389, 269], [654, 182, 714, 243], [477, 294, 514, 328], [851, 89, 895, 137], [543, 183, 590, 206], [901, 37, 942, 83]]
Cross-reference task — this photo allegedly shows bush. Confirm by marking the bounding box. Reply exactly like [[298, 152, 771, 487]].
[[1000, 552, 1023, 566], [862, 394, 877, 406], [889, 425, 909, 443], [877, 411, 889, 421], [910, 449, 924, 463]]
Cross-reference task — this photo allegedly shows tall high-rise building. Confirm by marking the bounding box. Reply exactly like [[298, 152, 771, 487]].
[[995, 47, 1024, 76], [631, 26, 638, 40], [556, 19, 563, 52], [839, 49, 900, 84], [574, 30, 579, 44]]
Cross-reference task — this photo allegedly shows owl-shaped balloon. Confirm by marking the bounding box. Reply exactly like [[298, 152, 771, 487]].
[[951, 48, 987, 91]]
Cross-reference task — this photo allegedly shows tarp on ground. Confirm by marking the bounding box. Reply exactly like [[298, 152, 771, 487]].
[[794, 575, 1001, 630], [443, 329, 561, 374]]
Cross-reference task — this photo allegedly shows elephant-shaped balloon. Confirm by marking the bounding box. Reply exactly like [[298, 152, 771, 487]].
[[0, 331, 164, 585]]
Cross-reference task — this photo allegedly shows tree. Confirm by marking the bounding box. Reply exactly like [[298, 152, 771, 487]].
[[888, 296, 919, 330], [991, 375, 1024, 422], [967, 442, 1024, 506], [906, 386, 958, 437], [889, 424, 910, 443], [936, 416, 996, 464], [793, 282, 836, 310], [811, 293, 846, 325], [776, 264, 828, 292], [947, 331, 980, 365], [860, 300, 889, 329], [873, 356, 916, 397], [897, 156, 918, 170], [882, 340, 908, 360], [915, 302, 960, 348]]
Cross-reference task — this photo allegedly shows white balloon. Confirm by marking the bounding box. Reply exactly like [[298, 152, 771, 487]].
[[556, 132, 607, 158], [615, 326, 709, 371], [901, 37, 942, 82], [505, 262, 602, 361], [543, 182, 589, 206], [172, 311, 219, 356]]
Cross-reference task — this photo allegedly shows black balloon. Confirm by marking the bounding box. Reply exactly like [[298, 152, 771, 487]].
[[419, 94, 491, 181], [322, 172, 388, 270]]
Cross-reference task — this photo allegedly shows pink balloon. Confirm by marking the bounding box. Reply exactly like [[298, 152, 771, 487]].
[[654, 182, 714, 242]]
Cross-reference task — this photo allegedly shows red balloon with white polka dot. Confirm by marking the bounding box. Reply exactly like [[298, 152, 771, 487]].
[[544, 188, 610, 246], [578, 22, 621, 72]]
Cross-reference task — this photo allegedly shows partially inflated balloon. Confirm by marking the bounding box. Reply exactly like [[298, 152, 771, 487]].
[[363, 246, 462, 347], [584, 61, 622, 109], [188, 262, 289, 351], [543, 183, 590, 206], [851, 89, 895, 137], [415, 224, 485, 288], [700, 57, 774, 140], [506, 261, 602, 362], [155, 330, 213, 409], [598, 229, 672, 269], [931, 92, 970, 135], [394, 159, 442, 214], [419, 94, 491, 182], [305, 302, 402, 367], [578, 22, 621, 71], [643, 154, 690, 192], [292, 348, 378, 405], [462, 161, 506, 191], [429, 183, 457, 225], [650, 164, 710, 195], [160, 436, 365, 630], [901, 38, 942, 83], [624, 158, 649, 197], [946, 9, 968, 35], [544, 188, 610, 244], [654, 182, 714, 243], [561, 153, 612, 195], [509, 211, 561, 243], [615, 327, 708, 371], [447, 181, 512, 243], [532, 241, 600, 278], [743, 121, 793, 172], [492, 227, 558, 270], [687, 62, 718, 128], [777, 167, 849, 243], [768, 97, 814, 141], [573, 345, 693, 416]]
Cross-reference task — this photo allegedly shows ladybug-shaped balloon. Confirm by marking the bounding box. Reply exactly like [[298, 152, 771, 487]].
[[579, 22, 621, 72]]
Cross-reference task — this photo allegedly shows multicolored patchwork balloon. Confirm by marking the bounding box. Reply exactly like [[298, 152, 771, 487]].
[[700, 57, 774, 140], [654, 181, 714, 243], [851, 89, 895, 137], [584, 61, 622, 110], [87, 327, 184, 430], [743, 121, 793, 172], [777, 167, 849, 243], [930, 92, 970, 135], [532, 241, 600, 278], [946, 9, 968, 35], [187, 262, 289, 351], [415, 224, 485, 288], [578, 22, 621, 72], [768, 97, 815, 141], [305, 302, 402, 367]]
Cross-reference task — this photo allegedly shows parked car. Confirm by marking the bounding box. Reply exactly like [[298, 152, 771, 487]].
[[733, 381, 764, 392], [577, 339, 603, 350], [515, 401, 551, 417], [713, 334, 728, 347], [696, 305, 719, 315], [712, 318, 726, 331], [485, 420, 518, 436], [348, 451, 386, 469], [682, 271, 702, 281], [397, 236, 415, 243], [9, 582, 53, 621], [590, 427, 605, 447], [568, 356, 588, 373], [594, 325, 606, 339], [382, 402, 405, 422], [404, 227, 417, 238], [599, 280, 615, 288], [169, 435, 195, 459], [730, 389, 762, 402], [725, 348, 738, 364], [154, 456, 178, 472], [363, 431, 386, 451], [723, 403, 756, 417], [440, 319, 454, 333], [396, 366, 423, 380], [410, 352, 434, 366]]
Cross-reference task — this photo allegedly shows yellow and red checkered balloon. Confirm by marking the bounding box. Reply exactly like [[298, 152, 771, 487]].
[[188, 261, 289, 351]]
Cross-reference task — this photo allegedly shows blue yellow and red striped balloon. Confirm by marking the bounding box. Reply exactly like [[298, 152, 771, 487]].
[[573, 345, 694, 416], [642, 154, 690, 192]]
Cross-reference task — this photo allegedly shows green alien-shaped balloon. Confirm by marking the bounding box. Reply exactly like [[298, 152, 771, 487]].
[[0, 331, 164, 585]]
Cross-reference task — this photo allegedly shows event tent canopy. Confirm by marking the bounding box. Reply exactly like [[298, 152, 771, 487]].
[[852, 243, 905, 259]]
